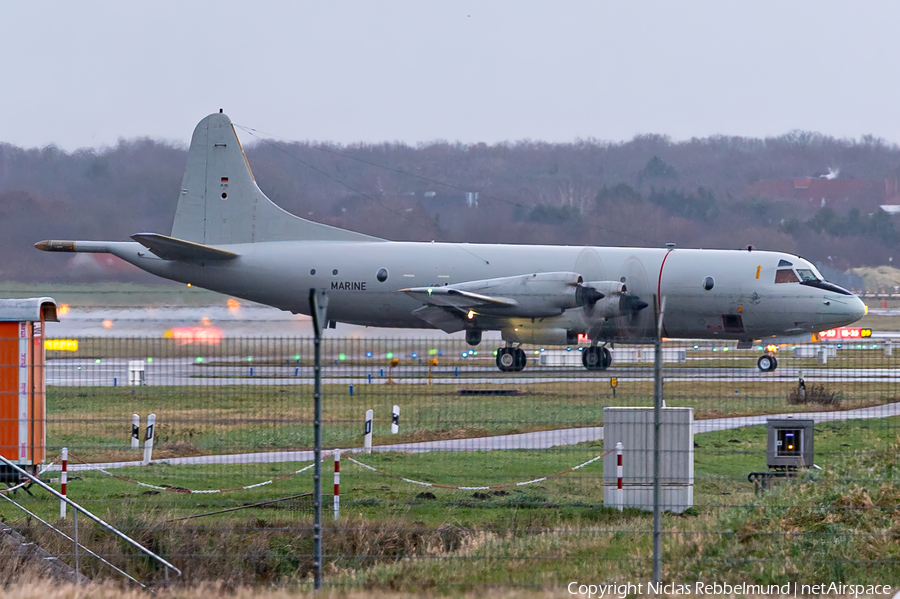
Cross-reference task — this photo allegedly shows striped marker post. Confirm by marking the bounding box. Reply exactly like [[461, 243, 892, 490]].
[[391, 405, 400, 434], [364, 410, 373, 454], [143, 413, 156, 466], [60, 447, 68, 519], [131, 414, 140, 449], [333, 449, 341, 521], [615, 441, 624, 511]]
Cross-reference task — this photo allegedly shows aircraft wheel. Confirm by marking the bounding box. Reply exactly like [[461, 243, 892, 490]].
[[496, 348, 516, 372], [582, 346, 610, 370], [757, 355, 778, 372], [600, 347, 612, 369], [513, 348, 527, 372]]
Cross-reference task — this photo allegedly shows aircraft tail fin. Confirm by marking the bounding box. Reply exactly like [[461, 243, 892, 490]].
[[171, 112, 382, 245]]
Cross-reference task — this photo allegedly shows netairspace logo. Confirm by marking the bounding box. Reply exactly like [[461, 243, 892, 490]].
[[567, 581, 892, 598]]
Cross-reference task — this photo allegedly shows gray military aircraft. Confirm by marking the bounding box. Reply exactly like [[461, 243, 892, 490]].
[[36, 111, 866, 372]]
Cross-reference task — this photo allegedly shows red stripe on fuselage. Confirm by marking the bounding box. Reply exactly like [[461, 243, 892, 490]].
[[657, 249, 674, 337]]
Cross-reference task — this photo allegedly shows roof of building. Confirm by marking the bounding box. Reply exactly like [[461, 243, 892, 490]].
[[0, 298, 59, 322]]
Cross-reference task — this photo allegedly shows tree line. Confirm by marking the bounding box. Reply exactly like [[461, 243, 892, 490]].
[[2, 130, 899, 282]]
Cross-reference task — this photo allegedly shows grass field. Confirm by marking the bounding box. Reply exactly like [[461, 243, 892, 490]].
[[46, 377, 899, 463], [2, 418, 897, 590], [0, 282, 230, 307]]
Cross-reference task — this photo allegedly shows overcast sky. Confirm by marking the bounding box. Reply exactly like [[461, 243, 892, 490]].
[[2, 2, 898, 151]]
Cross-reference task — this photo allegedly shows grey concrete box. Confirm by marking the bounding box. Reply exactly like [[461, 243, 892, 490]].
[[602, 407, 694, 513]]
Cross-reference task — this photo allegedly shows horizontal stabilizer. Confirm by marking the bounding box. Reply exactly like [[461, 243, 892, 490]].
[[401, 286, 519, 310], [131, 233, 238, 262]]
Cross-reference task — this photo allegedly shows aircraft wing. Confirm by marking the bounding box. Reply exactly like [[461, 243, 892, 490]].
[[131, 233, 238, 262], [410, 305, 468, 333], [401, 286, 519, 310]]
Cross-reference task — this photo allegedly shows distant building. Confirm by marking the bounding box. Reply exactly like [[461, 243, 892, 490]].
[[743, 178, 889, 217]]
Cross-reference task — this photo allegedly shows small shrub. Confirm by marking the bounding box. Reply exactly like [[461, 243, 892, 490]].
[[787, 382, 840, 406]]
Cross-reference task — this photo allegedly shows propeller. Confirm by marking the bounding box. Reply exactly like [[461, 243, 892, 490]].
[[576, 284, 605, 310]]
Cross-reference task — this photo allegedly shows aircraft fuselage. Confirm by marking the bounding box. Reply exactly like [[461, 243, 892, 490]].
[[99, 239, 865, 343]]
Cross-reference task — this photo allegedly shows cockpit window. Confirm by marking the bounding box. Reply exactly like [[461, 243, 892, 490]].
[[777, 259, 794, 267], [775, 269, 800, 284], [796, 269, 818, 282]]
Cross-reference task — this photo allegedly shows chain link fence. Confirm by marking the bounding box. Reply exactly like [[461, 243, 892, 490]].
[[1, 334, 898, 592]]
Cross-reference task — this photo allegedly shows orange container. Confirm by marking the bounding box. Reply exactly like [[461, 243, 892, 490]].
[[0, 299, 57, 467]]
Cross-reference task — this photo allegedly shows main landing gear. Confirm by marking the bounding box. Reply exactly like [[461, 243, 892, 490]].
[[757, 354, 778, 372], [496, 347, 527, 372], [582, 345, 612, 370]]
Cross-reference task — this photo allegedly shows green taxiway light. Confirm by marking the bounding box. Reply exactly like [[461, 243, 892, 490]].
[[428, 349, 438, 355], [339, 353, 347, 361], [146, 357, 153, 363], [196, 357, 204, 363], [386, 352, 394, 359]]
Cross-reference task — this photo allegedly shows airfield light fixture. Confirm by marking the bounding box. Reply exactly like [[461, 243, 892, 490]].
[[467, 310, 475, 319]]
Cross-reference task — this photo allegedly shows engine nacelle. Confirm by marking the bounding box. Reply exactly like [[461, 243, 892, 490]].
[[453, 271, 586, 317], [502, 327, 579, 346], [581, 281, 628, 319]]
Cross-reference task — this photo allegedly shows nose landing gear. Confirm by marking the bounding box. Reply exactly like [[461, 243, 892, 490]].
[[757, 354, 778, 372]]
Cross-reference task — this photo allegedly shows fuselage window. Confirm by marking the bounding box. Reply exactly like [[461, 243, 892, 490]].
[[796, 269, 818, 282], [775, 269, 800, 284]]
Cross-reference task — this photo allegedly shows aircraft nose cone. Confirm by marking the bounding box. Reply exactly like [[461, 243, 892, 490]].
[[849, 295, 867, 323]]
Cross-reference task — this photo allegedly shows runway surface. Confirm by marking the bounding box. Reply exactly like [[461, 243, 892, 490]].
[[45, 358, 900, 386]]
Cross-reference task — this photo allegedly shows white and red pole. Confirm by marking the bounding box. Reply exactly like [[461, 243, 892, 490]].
[[333, 449, 341, 521], [615, 441, 624, 511], [60, 447, 68, 519]]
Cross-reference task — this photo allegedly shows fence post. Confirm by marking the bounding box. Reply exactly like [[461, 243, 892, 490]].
[[309, 288, 328, 592], [615, 441, 623, 511], [73, 508, 79, 585], [652, 294, 666, 584], [60, 447, 68, 519], [143, 413, 156, 465], [333, 449, 341, 521], [364, 409, 373, 454]]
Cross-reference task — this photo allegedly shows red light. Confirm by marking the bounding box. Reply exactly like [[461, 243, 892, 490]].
[[167, 326, 223, 345], [819, 327, 872, 340]]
